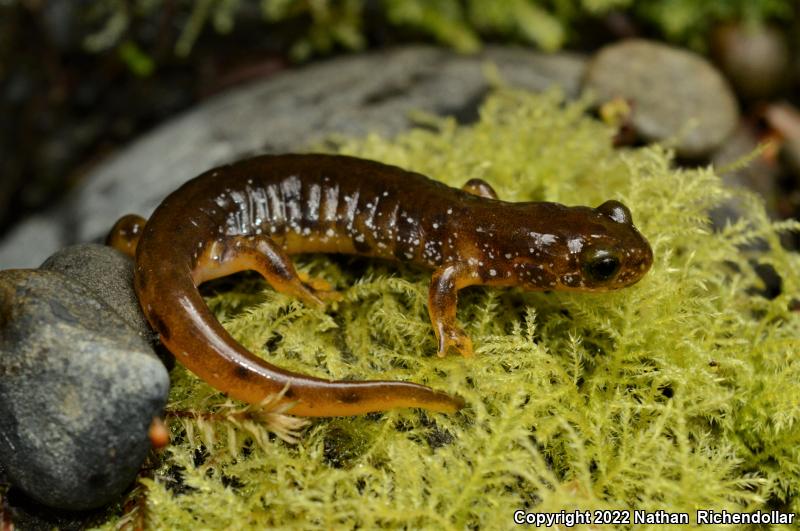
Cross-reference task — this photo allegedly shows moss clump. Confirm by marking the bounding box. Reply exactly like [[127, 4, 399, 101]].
[[83, 0, 797, 64], [100, 89, 799, 529]]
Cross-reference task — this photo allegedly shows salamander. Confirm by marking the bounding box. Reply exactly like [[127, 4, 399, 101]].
[[108, 154, 653, 417]]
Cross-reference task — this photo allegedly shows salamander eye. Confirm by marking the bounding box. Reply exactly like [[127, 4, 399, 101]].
[[583, 249, 620, 282]]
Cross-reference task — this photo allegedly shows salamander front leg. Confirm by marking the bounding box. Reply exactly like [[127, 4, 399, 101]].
[[194, 236, 339, 307], [428, 263, 479, 357], [461, 178, 498, 200], [107, 214, 147, 258]]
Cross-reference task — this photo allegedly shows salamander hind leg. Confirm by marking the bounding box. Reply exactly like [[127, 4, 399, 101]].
[[297, 271, 342, 303], [107, 214, 147, 258], [194, 235, 337, 308], [461, 178, 498, 200], [428, 263, 479, 357]]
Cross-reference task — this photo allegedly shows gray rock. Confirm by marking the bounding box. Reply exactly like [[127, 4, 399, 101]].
[[710, 123, 779, 230], [40, 243, 156, 346], [0, 269, 170, 510], [584, 39, 739, 158], [0, 462, 109, 531], [0, 212, 66, 270], [711, 23, 790, 101], [0, 45, 587, 269], [765, 102, 800, 179]]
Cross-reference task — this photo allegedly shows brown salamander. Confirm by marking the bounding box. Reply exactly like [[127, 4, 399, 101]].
[[108, 154, 653, 417]]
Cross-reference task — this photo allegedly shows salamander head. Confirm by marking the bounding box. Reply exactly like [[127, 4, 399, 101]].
[[510, 200, 653, 291]]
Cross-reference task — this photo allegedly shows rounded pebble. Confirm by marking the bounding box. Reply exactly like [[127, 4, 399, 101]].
[[584, 39, 739, 158], [766, 103, 800, 178], [40, 243, 156, 346], [710, 123, 779, 229], [712, 23, 789, 101], [0, 269, 170, 510]]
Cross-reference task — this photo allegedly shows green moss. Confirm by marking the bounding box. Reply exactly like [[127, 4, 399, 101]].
[[82, 0, 797, 63], [99, 89, 799, 529]]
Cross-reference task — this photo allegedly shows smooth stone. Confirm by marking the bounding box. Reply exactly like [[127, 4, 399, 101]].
[[710, 122, 779, 229], [40, 243, 157, 346], [0, 45, 587, 269], [0, 212, 65, 271], [764, 103, 800, 225], [584, 38, 739, 158], [0, 460, 108, 531], [711, 23, 790, 100], [765, 103, 800, 179], [0, 269, 170, 510]]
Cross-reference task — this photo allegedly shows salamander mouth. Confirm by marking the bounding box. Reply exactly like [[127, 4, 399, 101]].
[[515, 261, 640, 291], [554, 282, 615, 293], [555, 267, 647, 291]]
